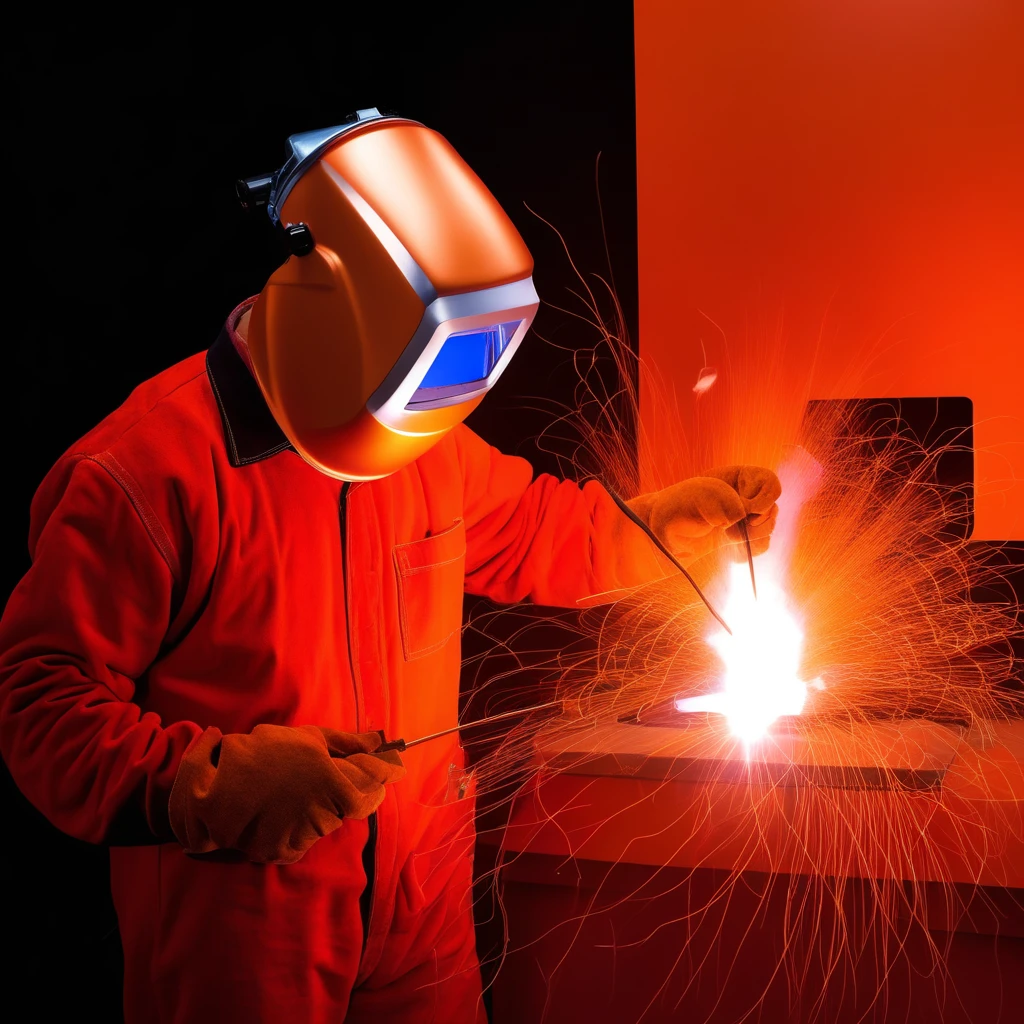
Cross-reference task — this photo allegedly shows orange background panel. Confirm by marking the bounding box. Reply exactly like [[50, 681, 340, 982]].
[[634, 0, 1024, 540]]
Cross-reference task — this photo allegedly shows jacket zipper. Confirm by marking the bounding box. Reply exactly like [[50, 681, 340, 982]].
[[359, 810, 378, 954], [340, 482, 377, 954], [339, 482, 363, 725]]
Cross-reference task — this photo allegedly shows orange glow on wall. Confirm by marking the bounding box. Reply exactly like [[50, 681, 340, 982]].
[[635, 0, 1024, 540]]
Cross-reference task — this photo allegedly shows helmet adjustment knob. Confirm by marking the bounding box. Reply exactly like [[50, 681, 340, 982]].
[[283, 222, 316, 257], [236, 174, 274, 211]]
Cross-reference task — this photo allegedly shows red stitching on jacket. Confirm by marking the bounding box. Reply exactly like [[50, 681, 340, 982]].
[[86, 452, 182, 586]]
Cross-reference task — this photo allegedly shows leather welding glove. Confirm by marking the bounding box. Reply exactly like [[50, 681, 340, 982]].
[[169, 723, 406, 864], [626, 464, 781, 564]]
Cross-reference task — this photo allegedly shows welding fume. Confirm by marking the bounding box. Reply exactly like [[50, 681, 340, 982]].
[[0, 109, 780, 1023]]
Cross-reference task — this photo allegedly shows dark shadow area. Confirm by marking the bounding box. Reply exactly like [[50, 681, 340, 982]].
[[801, 396, 1023, 709], [803, 397, 975, 540]]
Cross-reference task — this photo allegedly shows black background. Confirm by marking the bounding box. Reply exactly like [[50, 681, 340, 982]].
[[1, 6, 637, 1018]]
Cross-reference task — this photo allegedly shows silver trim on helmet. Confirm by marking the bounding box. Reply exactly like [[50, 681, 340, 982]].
[[367, 278, 539, 430], [321, 163, 437, 306]]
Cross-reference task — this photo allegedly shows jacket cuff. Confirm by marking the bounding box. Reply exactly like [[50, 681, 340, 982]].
[[167, 726, 224, 853]]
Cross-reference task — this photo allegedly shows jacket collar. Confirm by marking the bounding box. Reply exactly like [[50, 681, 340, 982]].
[[206, 300, 295, 466]]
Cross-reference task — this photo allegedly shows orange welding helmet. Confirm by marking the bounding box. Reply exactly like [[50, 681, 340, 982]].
[[237, 107, 539, 480]]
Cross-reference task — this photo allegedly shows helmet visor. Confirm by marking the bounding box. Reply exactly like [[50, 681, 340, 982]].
[[407, 319, 523, 407]]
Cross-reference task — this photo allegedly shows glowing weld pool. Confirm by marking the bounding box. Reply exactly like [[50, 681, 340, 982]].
[[676, 561, 816, 743]]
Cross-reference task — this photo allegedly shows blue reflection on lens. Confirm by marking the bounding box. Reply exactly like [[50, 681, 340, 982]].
[[416, 320, 523, 390]]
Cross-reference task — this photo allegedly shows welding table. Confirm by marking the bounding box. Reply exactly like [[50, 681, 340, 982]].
[[477, 717, 1024, 1024]]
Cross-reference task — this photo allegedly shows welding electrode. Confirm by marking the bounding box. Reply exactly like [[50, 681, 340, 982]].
[[601, 484, 734, 635], [737, 519, 758, 600], [370, 700, 564, 754]]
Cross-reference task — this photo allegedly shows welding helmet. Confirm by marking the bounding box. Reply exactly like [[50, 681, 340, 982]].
[[237, 107, 538, 480]]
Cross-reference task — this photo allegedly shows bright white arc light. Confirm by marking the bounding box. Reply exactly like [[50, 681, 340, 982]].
[[676, 562, 811, 743]]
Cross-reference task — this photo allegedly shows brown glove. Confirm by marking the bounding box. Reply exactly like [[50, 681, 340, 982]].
[[169, 723, 406, 864], [627, 465, 781, 563]]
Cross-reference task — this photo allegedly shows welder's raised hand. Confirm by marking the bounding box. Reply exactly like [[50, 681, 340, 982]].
[[169, 723, 406, 864], [626, 465, 781, 564]]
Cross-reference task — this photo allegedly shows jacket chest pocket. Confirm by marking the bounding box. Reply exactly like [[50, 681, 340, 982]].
[[392, 518, 466, 661]]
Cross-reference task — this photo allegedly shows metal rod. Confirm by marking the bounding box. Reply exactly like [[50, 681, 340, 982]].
[[376, 700, 563, 753], [602, 484, 733, 635], [738, 518, 758, 600]]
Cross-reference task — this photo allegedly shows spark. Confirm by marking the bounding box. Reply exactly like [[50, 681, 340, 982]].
[[693, 365, 718, 395]]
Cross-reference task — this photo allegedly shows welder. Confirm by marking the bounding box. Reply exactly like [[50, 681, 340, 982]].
[[0, 109, 780, 1023]]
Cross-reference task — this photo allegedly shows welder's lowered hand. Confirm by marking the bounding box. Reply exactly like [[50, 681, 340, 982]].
[[626, 465, 781, 564], [169, 724, 406, 864]]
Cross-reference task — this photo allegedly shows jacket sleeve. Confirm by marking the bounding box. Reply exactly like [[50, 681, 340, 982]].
[[454, 425, 665, 607], [0, 455, 202, 844]]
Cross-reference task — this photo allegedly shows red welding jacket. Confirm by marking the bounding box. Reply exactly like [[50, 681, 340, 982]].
[[0, 302, 652, 1023]]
